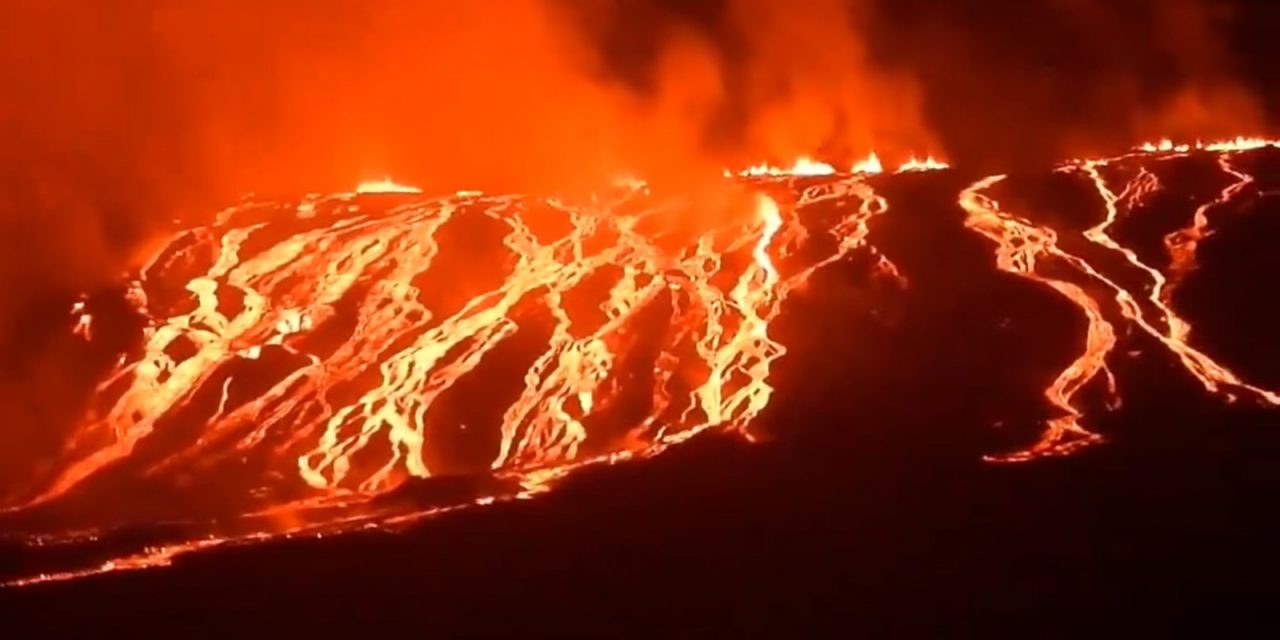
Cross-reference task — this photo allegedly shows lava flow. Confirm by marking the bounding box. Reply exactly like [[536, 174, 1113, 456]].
[[957, 137, 1280, 461], [958, 175, 1117, 461], [5, 137, 1279, 587], [1, 166, 906, 586]]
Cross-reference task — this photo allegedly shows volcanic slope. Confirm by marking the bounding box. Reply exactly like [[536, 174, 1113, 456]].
[[2, 144, 1280, 607]]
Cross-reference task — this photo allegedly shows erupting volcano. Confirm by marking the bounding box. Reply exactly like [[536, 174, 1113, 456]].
[[8, 0, 1280, 632], [3, 137, 1279, 589]]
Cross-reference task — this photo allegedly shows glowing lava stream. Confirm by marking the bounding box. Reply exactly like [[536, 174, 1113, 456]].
[[959, 140, 1280, 462], [1071, 156, 1280, 405], [3, 170, 904, 586], [959, 176, 1117, 461], [1163, 155, 1257, 304]]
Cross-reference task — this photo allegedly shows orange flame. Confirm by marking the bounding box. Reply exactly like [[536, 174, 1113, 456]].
[[850, 152, 884, 175], [1134, 136, 1279, 156], [729, 151, 949, 178], [736, 157, 837, 178], [1199, 136, 1278, 152], [1138, 139, 1191, 154], [355, 178, 424, 194], [896, 156, 950, 173]]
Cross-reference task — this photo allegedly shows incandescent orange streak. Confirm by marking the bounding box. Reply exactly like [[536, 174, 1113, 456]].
[[1163, 154, 1254, 305], [1072, 160, 1280, 405], [959, 176, 1116, 461]]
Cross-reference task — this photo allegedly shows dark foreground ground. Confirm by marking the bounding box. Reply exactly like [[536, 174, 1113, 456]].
[[3, 158, 1280, 636]]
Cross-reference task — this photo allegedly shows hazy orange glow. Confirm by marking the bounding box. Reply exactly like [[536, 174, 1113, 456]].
[[4, 0, 1267, 356]]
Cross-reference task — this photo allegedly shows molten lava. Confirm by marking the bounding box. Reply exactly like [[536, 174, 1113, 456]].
[[955, 137, 1280, 461], [3, 165, 907, 586], [5, 137, 1278, 587]]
